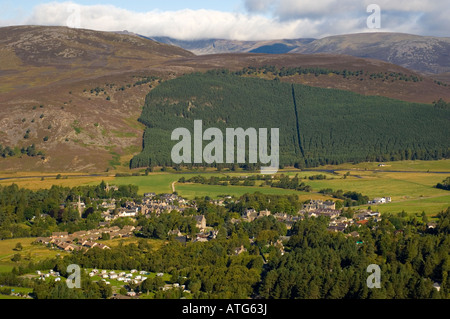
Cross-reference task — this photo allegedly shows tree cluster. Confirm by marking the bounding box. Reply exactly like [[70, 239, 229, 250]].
[[0, 182, 138, 239], [436, 177, 450, 191]]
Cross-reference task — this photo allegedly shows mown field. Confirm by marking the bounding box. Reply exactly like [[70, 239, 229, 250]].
[[0, 172, 114, 190], [314, 159, 450, 172], [286, 170, 450, 215]]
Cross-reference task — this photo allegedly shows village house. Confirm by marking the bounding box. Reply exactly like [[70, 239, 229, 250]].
[[307, 211, 317, 218], [193, 235, 209, 243], [51, 232, 69, 239], [274, 240, 285, 255], [233, 245, 247, 255], [303, 200, 336, 211], [83, 241, 98, 249], [72, 231, 87, 239], [243, 209, 272, 222], [274, 212, 288, 221], [123, 225, 136, 233], [243, 209, 258, 222], [369, 197, 392, 204], [57, 242, 76, 252], [327, 223, 348, 233], [259, 209, 271, 217], [144, 192, 156, 198], [356, 220, 369, 226], [118, 208, 137, 218], [96, 243, 111, 250], [355, 210, 381, 222], [101, 201, 116, 210], [314, 209, 340, 219], [35, 237, 52, 245]]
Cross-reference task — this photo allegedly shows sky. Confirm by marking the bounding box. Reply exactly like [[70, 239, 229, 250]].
[[0, 0, 448, 40]]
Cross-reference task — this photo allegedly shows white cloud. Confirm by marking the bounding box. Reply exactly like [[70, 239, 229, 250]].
[[22, 2, 322, 40], [1, 1, 446, 40], [244, 0, 450, 37]]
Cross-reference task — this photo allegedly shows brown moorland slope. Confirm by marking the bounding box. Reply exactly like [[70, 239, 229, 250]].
[[165, 53, 450, 103], [0, 26, 193, 172], [0, 25, 194, 93]]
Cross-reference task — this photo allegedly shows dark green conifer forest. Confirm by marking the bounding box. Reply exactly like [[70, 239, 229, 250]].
[[131, 72, 449, 169]]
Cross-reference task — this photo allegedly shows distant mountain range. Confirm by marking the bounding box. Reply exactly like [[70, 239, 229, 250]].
[[149, 36, 316, 55], [149, 33, 450, 75]]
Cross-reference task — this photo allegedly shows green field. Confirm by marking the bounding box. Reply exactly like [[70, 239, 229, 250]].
[[315, 159, 450, 172], [99, 237, 166, 251], [0, 294, 26, 299], [0, 238, 69, 273], [111, 160, 450, 215], [111, 173, 333, 201]]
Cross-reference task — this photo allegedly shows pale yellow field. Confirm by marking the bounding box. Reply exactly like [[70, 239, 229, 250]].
[[0, 174, 114, 190]]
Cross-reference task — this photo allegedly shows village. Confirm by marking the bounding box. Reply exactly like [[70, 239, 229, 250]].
[[25, 187, 397, 299], [238, 199, 381, 236], [34, 186, 384, 255]]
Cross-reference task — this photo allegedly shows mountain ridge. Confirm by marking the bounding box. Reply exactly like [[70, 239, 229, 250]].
[[149, 32, 450, 75]]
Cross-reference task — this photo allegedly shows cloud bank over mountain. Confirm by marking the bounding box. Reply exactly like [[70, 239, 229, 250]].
[[1, 0, 448, 40]]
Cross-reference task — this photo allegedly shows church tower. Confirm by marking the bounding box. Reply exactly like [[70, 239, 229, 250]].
[[78, 195, 83, 218]]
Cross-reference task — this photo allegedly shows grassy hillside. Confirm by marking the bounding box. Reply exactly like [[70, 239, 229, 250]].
[[131, 72, 450, 169]]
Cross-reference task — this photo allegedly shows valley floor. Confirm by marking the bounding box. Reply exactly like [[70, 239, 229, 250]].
[[0, 160, 449, 216]]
